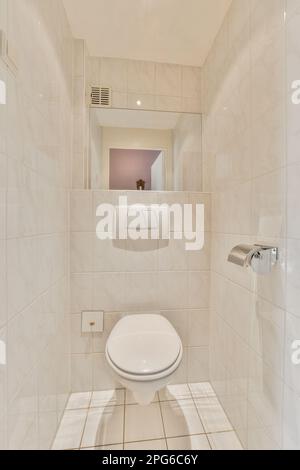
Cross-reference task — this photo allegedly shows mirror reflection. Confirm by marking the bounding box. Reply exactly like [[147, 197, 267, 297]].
[[89, 108, 202, 192]]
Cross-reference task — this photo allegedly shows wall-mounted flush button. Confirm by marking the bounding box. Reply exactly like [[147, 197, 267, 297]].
[[81, 311, 104, 333]]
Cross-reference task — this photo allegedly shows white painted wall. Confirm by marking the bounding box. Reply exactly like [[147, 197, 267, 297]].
[[151, 152, 164, 191]]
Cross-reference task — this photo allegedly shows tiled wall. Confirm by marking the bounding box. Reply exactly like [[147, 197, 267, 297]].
[[72, 51, 203, 190], [173, 114, 202, 192], [70, 190, 211, 392], [72, 39, 89, 190], [202, 0, 300, 450], [284, 0, 300, 450], [87, 57, 202, 114], [0, 0, 72, 449]]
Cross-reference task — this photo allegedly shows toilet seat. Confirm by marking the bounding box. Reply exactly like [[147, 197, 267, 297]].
[[106, 314, 183, 382]]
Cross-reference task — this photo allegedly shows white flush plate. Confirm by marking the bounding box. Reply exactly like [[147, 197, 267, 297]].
[[82, 311, 104, 333]]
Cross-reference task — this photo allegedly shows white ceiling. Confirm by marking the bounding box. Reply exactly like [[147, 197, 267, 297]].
[[93, 108, 183, 129], [63, 0, 231, 67]]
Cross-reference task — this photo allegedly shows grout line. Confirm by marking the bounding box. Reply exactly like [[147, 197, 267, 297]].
[[87, 391, 93, 408], [56, 384, 242, 450], [124, 431, 208, 445], [157, 400, 168, 450], [188, 383, 235, 432], [66, 402, 125, 412], [205, 430, 239, 436], [80, 443, 124, 450], [81, 431, 237, 450], [206, 433, 213, 451], [78, 407, 90, 449], [122, 403, 126, 449], [188, 382, 208, 434]]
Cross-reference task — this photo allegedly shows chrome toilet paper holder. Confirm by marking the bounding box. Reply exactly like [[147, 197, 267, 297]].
[[228, 244, 278, 275]]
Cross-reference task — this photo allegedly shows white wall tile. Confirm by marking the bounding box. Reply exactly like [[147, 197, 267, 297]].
[[158, 272, 188, 310], [127, 60, 155, 94], [70, 191, 93, 232], [203, 0, 288, 450], [1, 0, 72, 447], [188, 272, 210, 309], [92, 353, 119, 391], [70, 190, 211, 390], [187, 347, 209, 383], [284, 312, 300, 395], [127, 92, 155, 110], [155, 63, 182, 97], [7, 370, 38, 450], [247, 349, 283, 448], [188, 310, 209, 347], [71, 274, 93, 314], [0, 326, 7, 450], [100, 58, 127, 92], [71, 354, 93, 393], [283, 385, 300, 450], [0, 0, 72, 450]]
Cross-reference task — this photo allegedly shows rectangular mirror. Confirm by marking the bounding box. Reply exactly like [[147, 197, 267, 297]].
[[89, 108, 202, 192]]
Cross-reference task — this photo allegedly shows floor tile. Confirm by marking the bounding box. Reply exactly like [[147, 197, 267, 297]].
[[125, 403, 164, 442], [125, 390, 159, 405], [167, 434, 211, 450], [53, 383, 240, 451], [160, 399, 204, 438], [159, 384, 192, 402], [194, 397, 233, 433], [124, 439, 167, 450], [81, 406, 124, 448], [81, 444, 123, 450], [66, 392, 92, 410], [52, 409, 88, 450], [189, 382, 216, 399], [91, 390, 125, 408], [208, 431, 243, 450]]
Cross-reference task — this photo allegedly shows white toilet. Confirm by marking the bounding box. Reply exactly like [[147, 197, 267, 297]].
[[105, 314, 183, 405]]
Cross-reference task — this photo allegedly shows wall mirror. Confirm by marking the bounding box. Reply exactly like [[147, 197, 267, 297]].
[[89, 108, 202, 192]]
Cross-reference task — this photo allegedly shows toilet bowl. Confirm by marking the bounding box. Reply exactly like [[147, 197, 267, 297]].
[[105, 314, 183, 405]]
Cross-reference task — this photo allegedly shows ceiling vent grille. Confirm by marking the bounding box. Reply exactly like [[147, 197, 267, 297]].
[[90, 86, 111, 108]]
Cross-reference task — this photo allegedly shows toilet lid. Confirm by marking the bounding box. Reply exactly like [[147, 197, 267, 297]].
[[106, 315, 182, 376]]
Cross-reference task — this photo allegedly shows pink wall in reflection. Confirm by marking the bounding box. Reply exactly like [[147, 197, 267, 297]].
[[109, 148, 161, 190]]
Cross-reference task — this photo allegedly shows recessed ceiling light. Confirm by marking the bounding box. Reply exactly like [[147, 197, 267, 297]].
[[136, 100, 142, 107]]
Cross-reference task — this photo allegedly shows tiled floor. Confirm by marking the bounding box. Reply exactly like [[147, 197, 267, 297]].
[[52, 383, 243, 451]]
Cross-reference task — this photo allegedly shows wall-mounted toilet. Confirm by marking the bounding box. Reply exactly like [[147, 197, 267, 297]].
[[105, 314, 183, 405]]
